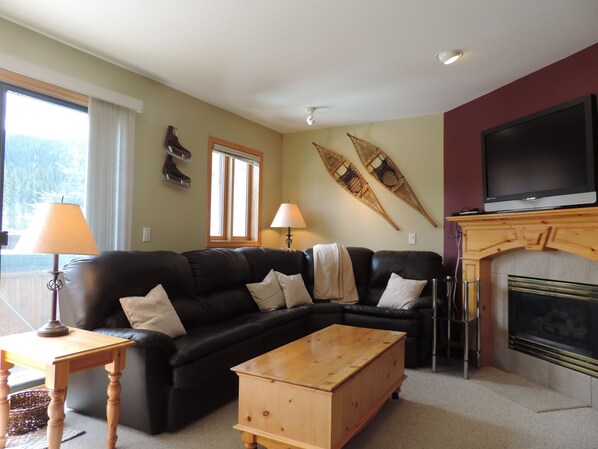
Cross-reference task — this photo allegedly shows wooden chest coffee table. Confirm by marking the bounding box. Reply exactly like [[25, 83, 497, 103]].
[[232, 324, 406, 449]]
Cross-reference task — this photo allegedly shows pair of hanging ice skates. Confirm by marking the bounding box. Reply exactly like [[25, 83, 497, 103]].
[[163, 125, 192, 186]]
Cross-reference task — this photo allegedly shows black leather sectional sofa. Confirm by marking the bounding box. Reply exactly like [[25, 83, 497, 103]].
[[60, 247, 445, 434]]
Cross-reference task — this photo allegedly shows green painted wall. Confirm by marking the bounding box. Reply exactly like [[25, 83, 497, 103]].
[[1, 19, 444, 255], [0, 18, 283, 252], [281, 115, 444, 253]]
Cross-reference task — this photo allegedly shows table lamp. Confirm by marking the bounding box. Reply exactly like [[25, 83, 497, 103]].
[[15, 202, 100, 337], [271, 203, 306, 249]]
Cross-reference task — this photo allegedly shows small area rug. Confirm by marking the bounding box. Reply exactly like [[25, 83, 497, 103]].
[[6, 427, 85, 449], [471, 366, 589, 413]]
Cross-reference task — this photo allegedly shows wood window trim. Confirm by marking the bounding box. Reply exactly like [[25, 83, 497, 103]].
[[208, 151, 228, 240], [207, 136, 262, 248], [0, 68, 88, 107], [230, 158, 252, 241]]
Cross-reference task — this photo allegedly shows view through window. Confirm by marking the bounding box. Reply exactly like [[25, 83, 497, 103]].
[[0, 84, 88, 389], [208, 137, 262, 247]]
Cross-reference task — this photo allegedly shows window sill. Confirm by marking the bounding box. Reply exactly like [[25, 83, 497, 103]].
[[207, 240, 261, 248]]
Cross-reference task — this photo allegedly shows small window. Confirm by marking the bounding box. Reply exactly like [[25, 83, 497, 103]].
[[207, 137, 262, 247]]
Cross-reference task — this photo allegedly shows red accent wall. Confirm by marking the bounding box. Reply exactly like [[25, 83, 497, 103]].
[[443, 44, 598, 270]]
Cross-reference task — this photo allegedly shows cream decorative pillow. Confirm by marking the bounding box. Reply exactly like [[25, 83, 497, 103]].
[[246, 269, 286, 312], [119, 284, 186, 338], [377, 273, 427, 309], [274, 272, 313, 308]]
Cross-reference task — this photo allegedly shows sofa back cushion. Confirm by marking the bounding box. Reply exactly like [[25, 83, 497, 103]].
[[61, 250, 195, 330], [182, 248, 258, 324], [363, 251, 445, 306], [236, 247, 307, 282]]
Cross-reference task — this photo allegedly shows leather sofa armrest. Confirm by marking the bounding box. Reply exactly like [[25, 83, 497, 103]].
[[94, 327, 177, 355], [405, 295, 434, 311], [344, 304, 420, 319]]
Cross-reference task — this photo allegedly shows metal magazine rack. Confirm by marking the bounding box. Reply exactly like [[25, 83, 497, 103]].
[[432, 277, 480, 379]]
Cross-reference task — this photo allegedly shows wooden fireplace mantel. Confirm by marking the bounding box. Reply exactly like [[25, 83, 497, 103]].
[[446, 206, 598, 366]]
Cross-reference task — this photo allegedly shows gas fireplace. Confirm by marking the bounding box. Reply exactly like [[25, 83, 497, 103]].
[[508, 275, 598, 378]]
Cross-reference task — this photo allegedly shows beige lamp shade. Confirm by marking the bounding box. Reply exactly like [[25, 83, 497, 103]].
[[271, 203, 307, 228], [16, 202, 100, 256]]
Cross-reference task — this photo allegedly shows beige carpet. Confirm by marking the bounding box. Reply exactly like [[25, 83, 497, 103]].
[[56, 367, 598, 449], [6, 427, 84, 448], [471, 367, 589, 413]]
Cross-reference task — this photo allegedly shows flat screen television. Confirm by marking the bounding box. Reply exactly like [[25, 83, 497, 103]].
[[482, 94, 597, 212]]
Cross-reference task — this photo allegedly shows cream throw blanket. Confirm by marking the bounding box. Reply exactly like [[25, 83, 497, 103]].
[[313, 243, 358, 304]]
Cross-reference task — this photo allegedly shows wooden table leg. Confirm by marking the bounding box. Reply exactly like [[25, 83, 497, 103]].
[[45, 363, 68, 449], [0, 361, 12, 449], [106, 348, 127, 449], [392, 384, 402, 399], [47, 387, 67, 449], [106, 370, 122, 449], [241, 431, 258, 449]]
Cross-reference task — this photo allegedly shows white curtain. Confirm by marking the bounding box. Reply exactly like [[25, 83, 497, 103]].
[[87, 97, 135, 251]]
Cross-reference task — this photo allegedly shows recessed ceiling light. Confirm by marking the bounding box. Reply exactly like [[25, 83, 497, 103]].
[[437, 50, 463, 65]]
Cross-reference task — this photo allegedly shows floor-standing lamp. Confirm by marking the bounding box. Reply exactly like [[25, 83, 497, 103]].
[[15, 202, 100, 337], [271, 203, 306, 249]]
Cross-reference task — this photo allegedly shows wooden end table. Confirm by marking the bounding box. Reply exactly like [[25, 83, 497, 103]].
[[232, 324, 406, 449], [0, 327, 134, 449]]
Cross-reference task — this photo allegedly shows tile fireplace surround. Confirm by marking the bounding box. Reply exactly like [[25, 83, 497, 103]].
[[447, 207, 598, 410]]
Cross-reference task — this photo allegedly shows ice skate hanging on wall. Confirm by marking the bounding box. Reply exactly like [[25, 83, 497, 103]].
[[162, 125, 191, 188], [313, 142, 399, 230], [347, 134, 437, 227]]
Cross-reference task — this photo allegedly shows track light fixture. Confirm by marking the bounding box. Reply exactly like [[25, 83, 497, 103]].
[[436, 50, 463, 65], [305, 107, 317, 126]]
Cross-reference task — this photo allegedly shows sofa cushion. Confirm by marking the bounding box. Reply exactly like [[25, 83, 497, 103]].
[[191, 290, 259, 325], [169, 316, 263, 368], [183, 248, 252, 295], [246, 306, 312, 330], [172, 334, 265, 390], [310, 302, 346, 314], [344, 304, 421, 336], [377, 273, 427, 309], [183, 249, 258, 324], [246, 269, 286, 311], [120, 284, 186, 338], [237, 247, 307, 282], [275, 272, 313, 308], [344, 304, 421, 320]]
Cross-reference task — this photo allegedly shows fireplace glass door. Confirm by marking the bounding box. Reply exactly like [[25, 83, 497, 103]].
[[508, 275, 598, 378]]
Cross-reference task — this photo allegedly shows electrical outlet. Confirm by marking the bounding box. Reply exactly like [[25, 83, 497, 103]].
[[143, 227, 151, 242], [408, 233, 416, 245]]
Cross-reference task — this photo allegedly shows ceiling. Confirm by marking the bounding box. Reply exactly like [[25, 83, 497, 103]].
[[1, 0, 597, 133]]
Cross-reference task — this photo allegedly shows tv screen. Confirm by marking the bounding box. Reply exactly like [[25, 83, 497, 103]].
[[482, 94, 597, 212]]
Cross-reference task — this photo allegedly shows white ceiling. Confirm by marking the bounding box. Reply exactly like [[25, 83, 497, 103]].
[[1, 0, 597, 133]]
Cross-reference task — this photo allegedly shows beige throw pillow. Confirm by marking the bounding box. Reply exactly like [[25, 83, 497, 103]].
[[377, 273, 427, 309], [275, 272, 313, 308], [246, 269, 286, 312], [119, 284, 186, 338]]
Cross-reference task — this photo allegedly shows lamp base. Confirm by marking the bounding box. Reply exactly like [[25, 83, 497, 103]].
[[37, 320, 69, 337]]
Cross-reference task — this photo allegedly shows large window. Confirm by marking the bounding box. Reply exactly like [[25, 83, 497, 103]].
[[0, 69, 135, 391], [208, 137, 262, 247], [0, 80, 89, 389]]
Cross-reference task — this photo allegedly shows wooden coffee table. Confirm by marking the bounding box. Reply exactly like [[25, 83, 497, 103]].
[[232, 324, 406, 449]]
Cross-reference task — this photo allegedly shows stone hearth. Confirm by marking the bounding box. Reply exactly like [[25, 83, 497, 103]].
[[491, 250, 598, 409], [447, 207, 598, 410]]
